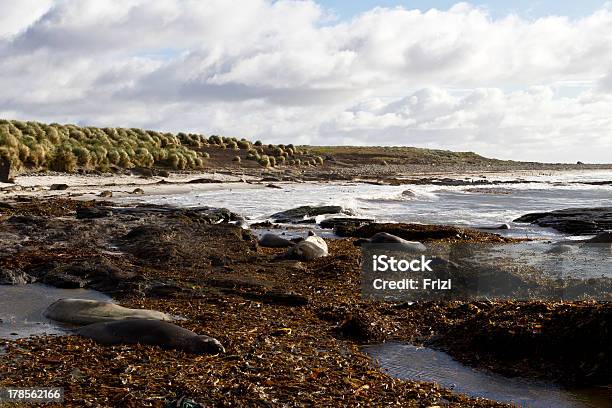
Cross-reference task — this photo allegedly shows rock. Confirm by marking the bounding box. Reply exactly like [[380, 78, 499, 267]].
[[49, 184, 69, 191], [258, 233, 295, 248], [266, 183, 282, 189], [1, 185, 22, 192], [261, 176, 281, 182], [0, 157, 15, 183], [0, 269, 36, 285], [98, 190, 113, 198], [42, 269, 87, 288], [44, 299, 173, 325], [514, 208, 612, 235], [401, 189, 416, 197], [76, 319, 225, 354], [270, 205, 353, 223], [156, 170, 170, 178], [130, 167, 154, 178], [131, 188, 145, 195], [282, 234, 328, 261], [318, 217, 373, 232], [187, 178, 222, 184], [587, 232, 612, 243], [356, 232, 427, 253], [76, 206, 113, 219]]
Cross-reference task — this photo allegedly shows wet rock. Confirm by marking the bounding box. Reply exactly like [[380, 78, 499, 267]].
[[318, 217, 373, 233], [514, 208, 612, 235], [588, 231, 612, 243], [76, 206, 113, 219], [0, 269, 36, 285], [342, 222, 510, 243], [98, 190, 113, 198], [266, 183, 282, 189], [49, 184, 69, 191], [42, 269, 87, 288], [156, 170, 170, 178], [187, 178, 222, 184], [131, 188, 145, 195], [270, 205, 353, 223], [258, 233, 295, 248]]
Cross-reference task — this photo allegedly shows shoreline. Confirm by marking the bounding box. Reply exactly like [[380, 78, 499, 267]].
[[0, 172, 610, 406]]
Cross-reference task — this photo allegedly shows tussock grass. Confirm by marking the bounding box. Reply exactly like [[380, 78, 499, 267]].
[[0, 119, 325, 176]]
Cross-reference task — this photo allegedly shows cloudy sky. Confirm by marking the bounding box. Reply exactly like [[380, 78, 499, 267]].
[[1, 1, 612, 162]]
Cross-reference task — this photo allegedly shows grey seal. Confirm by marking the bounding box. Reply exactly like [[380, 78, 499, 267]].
[[258, 233, 295, 248], [283, 233, 328, 260], [44, 299, 173, 325], [76, 319, 225, 354], [357, 232, 426, 253]]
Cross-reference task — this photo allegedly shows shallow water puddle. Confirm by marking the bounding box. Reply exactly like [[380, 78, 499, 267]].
[[364, 342, 611, 408], [0, 283, 112, 339]]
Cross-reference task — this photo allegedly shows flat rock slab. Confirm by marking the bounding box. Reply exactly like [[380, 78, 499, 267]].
[[270, 205, 353, 223], [514, 207, 612, 235]]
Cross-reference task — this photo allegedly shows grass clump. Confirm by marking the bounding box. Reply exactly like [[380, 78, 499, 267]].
[[0, 119, 210, 173]]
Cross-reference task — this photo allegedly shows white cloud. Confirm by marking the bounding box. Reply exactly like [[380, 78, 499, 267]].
[[1, 0, 612, 162]]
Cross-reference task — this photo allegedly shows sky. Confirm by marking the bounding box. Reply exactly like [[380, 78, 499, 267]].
[[1, 1, 612, 163]]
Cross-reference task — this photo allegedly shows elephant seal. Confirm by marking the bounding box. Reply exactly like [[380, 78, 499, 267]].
[[283, 233, 328, 261], [357, 232, 426, 253], [259, 233, 295, 248], [477, 223, 511, 230], [76, 319, 224, 354], [44, 299, 173, 326]]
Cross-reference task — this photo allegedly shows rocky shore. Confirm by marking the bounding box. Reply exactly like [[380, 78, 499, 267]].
[[0, 193, 610, 407]]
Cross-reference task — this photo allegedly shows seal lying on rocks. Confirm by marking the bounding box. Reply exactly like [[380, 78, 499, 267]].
[[258, 233, 295, 248], [76, 319, 225, 354], [356, 232, 427, 253], [44, 299, 173, 325], [283, 233, 328, 260]]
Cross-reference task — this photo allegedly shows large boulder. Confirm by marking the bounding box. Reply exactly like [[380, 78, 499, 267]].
[[270, 205, 353, 223], [514, 208, 612, 235]]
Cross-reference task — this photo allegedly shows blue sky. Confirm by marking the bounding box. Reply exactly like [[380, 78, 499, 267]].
[[319, 1, 609, 20], [2, 0, 612, 162]]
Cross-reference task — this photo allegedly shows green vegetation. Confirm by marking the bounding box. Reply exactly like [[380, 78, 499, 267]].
[[0, 119, 327, 178], [0, 119, 207, 173]]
